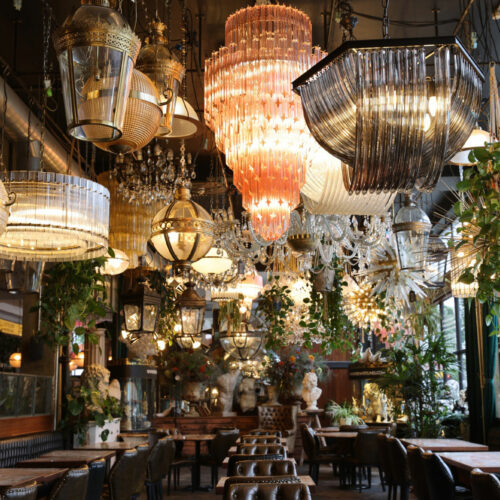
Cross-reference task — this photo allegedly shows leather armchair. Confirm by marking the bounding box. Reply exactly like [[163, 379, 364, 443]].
[[257, 406, 298, 452], [233, 459, 297, 477], [471, 468, 500, 500], [240, 436, 281, 444], [3, 482, 37, 500], [223, 476, 300, 500], [49, 466, 89, 500], [236, 444, 287, 457], [224, 482, 311, 500], [227, 453, 285, 477], [407, 445, 430, 500]]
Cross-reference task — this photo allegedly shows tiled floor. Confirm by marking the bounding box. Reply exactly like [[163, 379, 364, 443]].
[[140, 463, 414, 499]]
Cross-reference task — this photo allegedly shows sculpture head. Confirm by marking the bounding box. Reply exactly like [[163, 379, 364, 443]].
[[303, 371, 318, 391]]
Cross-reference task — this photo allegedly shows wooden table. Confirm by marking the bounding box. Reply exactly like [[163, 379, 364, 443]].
[[215, 475, 316, 494], [76, 440, 147, 452], [0, 468, 68, 493], [439, 452, 500, 474], [18, 450, 116, 468], [401, 438, 489, 452], [317, 432, 358, 439]]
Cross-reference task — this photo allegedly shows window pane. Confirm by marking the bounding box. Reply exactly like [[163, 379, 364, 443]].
[[456, 299, 466, 351], [442, 297, 457, 352]]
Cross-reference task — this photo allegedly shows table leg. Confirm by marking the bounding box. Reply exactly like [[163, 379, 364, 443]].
[[194, 441, 201, 490]]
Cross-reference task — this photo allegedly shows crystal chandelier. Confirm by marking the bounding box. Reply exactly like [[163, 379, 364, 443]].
[[0, 181, 11, 237], [204, 4, 323, 241], [111, 140, 195, 205], [136, 19, 185, 137], [53, 0, 141, 142], [293, 37, 484, 193], [0, 171, 109, 262]]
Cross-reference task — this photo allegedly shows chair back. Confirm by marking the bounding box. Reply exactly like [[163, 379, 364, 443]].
[[422, 451, 455, 500], [240, 435, 281, 444], [377, 433, 392, 484], [386, 437, 410, 485], [247, 429, 282, 437], [147, 437, 175, 483], [49, 466, 89, 500], [86, 458, 106, 500], [352, 430, 381, 465], [132, 443, 151, 495], [234, 458, 297, 477], [223, 476, 300, 500], [109, 449, 139, 500], [407, 446, 430, 500], [258, 406, 297, 432], [471, 468, 500, 500], [211, 428, 240, 463], [300, 424, 319, 460], [227, 453, 285, 476], [236, 444, 286, 457], [224, 482, 311, 500], [3, 482, 37, 500]]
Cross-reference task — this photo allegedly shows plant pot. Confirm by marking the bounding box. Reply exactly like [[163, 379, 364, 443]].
[[338, 417, 352, 426], [73, 417, 121, 447]]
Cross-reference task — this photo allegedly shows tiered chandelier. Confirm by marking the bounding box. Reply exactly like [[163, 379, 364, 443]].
[[204, 4, 323, 241]]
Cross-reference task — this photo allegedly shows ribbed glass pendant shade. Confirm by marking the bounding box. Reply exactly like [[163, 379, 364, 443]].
[[0, 171, 109, 261]]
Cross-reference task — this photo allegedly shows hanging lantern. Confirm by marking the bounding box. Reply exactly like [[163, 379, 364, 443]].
[[176, 282, 205, 349], [169, 97, 203, 139], [220, 323, 262, 361], [9, 351, 21, 369], [424, 237, 448, 289], [393, 195, 431, 272], [204, 4, 324, 241], [121, 269, 161, 334], [449, 128, 491, 166], [53, 0, 141, 142], [136, 19, 185, 138], [151, 185, 215, 268], [301, 145, 395, 215], [102, 248, 129, 275], [293, 37, 484, 193], [0, 171, 109, 262], [95, 69, 161, 154], [234, 271, 263, 303], [450, 245, 478, 298], [191, 247, 233, 275], [98, 173, 158, 268]]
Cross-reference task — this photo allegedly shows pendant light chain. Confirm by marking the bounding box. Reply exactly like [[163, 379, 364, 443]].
[[40, 3, 52, 172], [382, 0, 390, 39]]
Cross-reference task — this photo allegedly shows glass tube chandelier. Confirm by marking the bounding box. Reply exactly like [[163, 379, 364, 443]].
[[293, 37, 484, 193], [204, 4, 323, 241], [0, 171, 109, 261]]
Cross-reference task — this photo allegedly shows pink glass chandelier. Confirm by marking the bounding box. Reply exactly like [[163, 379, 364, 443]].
[[204, 4, 322, 241]]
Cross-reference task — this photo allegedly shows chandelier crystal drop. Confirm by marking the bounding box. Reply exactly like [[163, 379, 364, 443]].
[[0, 171, 109, 262], [293, 37, 484, 193], [204, 4, 324, 241], [0, 181, 10, 237]]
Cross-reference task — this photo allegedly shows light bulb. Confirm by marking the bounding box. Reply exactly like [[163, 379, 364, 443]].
[[157, 339, 166, 351], [192, 340, 201, 349]]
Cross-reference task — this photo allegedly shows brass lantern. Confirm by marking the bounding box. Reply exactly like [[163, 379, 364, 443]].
[[176, 282, 206, 349], [136, 20, 185, 137], [220, 323, 263, 361], [121, 269, 161, 334], [151, 185, 215, 269], [53, 0, 141, 142]]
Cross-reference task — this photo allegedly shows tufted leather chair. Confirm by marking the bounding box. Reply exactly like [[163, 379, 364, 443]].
[[257, 406, 298, 452], [222, 476, 300, 500], [247, 429, 282, 438], [108, 448, 140, 500], [48, 466, 89, 500], [236, 444, 287, 457], [471, 468, 500, 500], [224, 482, 311, 500], [240, 436, 281, 445], [2, 482, 37, 500], [233, 459, 297, 477], [131, 444, 151, 498], [0, 432, 63, 468], [377, 433, 393, 498], [145, 437, 176, 500], [227, 453, 285, 477], [199, 429, 240, 488], [386, 437, 410, 500], [407, 446, 430, 500], [86, 458, 107, 500]]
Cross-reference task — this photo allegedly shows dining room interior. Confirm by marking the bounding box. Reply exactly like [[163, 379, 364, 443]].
[[0, 0, 499, 499]]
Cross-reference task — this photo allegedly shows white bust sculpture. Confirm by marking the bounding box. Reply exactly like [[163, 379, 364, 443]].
[[302, 371, 322, 411], [217, 369, 240, 416], [238, 377, 257, 414]]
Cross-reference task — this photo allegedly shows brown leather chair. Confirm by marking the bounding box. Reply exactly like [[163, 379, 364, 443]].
[[236, 444, 287, 457], [108, 448, 140, 500], [240, 435, 281, 444], [257, 405, 298, 452], [227, 453, 285, 477], [132, 444, 151, 498], [377, 433, 393, 499], [224, 482, 311, 500], [386, 437, 410, 500], [233, 459, 297, 477], [48, 466, 89, 500], [407, 445, 430, 500], [222, 477, 300, 500], [146, 437, 176, 500], [2, 482, 37, 500], [471, 468, 500, 500]]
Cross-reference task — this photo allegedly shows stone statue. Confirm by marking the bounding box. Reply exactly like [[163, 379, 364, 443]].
[[363, 382, 388, 423], [352, 397, 363, 418], [82, 364, 121, 413], [301, 371, 322, 411], [216, 369, 240, 416], [263, 384, 280, 406], [238, 377, 257, 413], [184, 381, 203, 403]]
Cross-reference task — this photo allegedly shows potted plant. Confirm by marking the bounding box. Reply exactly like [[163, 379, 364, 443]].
[[326, 401, 365, 426]]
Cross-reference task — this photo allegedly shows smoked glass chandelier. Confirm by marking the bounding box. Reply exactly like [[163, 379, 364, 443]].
[[204, 4, 323, 241], [53, 0, 141, 142], [293, 37, 484, 193], [0, 171, 109, 262]]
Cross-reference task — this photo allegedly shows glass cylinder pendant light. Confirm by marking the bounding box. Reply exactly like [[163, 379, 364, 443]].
[[423, 237, 448, 289], [393, 194, 431, 272], [53, 0, 141, 142], [136, 19, 185, 137], [0, 171, 109, 262], [204, 4, 324, 241], [293, 37, 484, 193]]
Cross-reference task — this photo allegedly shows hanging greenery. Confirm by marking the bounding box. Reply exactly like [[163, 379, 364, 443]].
[[35, 256, 109, 352], [453, 143, 500, 332], [218, 299, 244, 333]]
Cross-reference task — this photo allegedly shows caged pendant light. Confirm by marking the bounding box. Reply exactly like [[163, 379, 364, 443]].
[[204, 4, 324, 241], [53, 0, 141, 142], [293, 37, 484, 194]]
